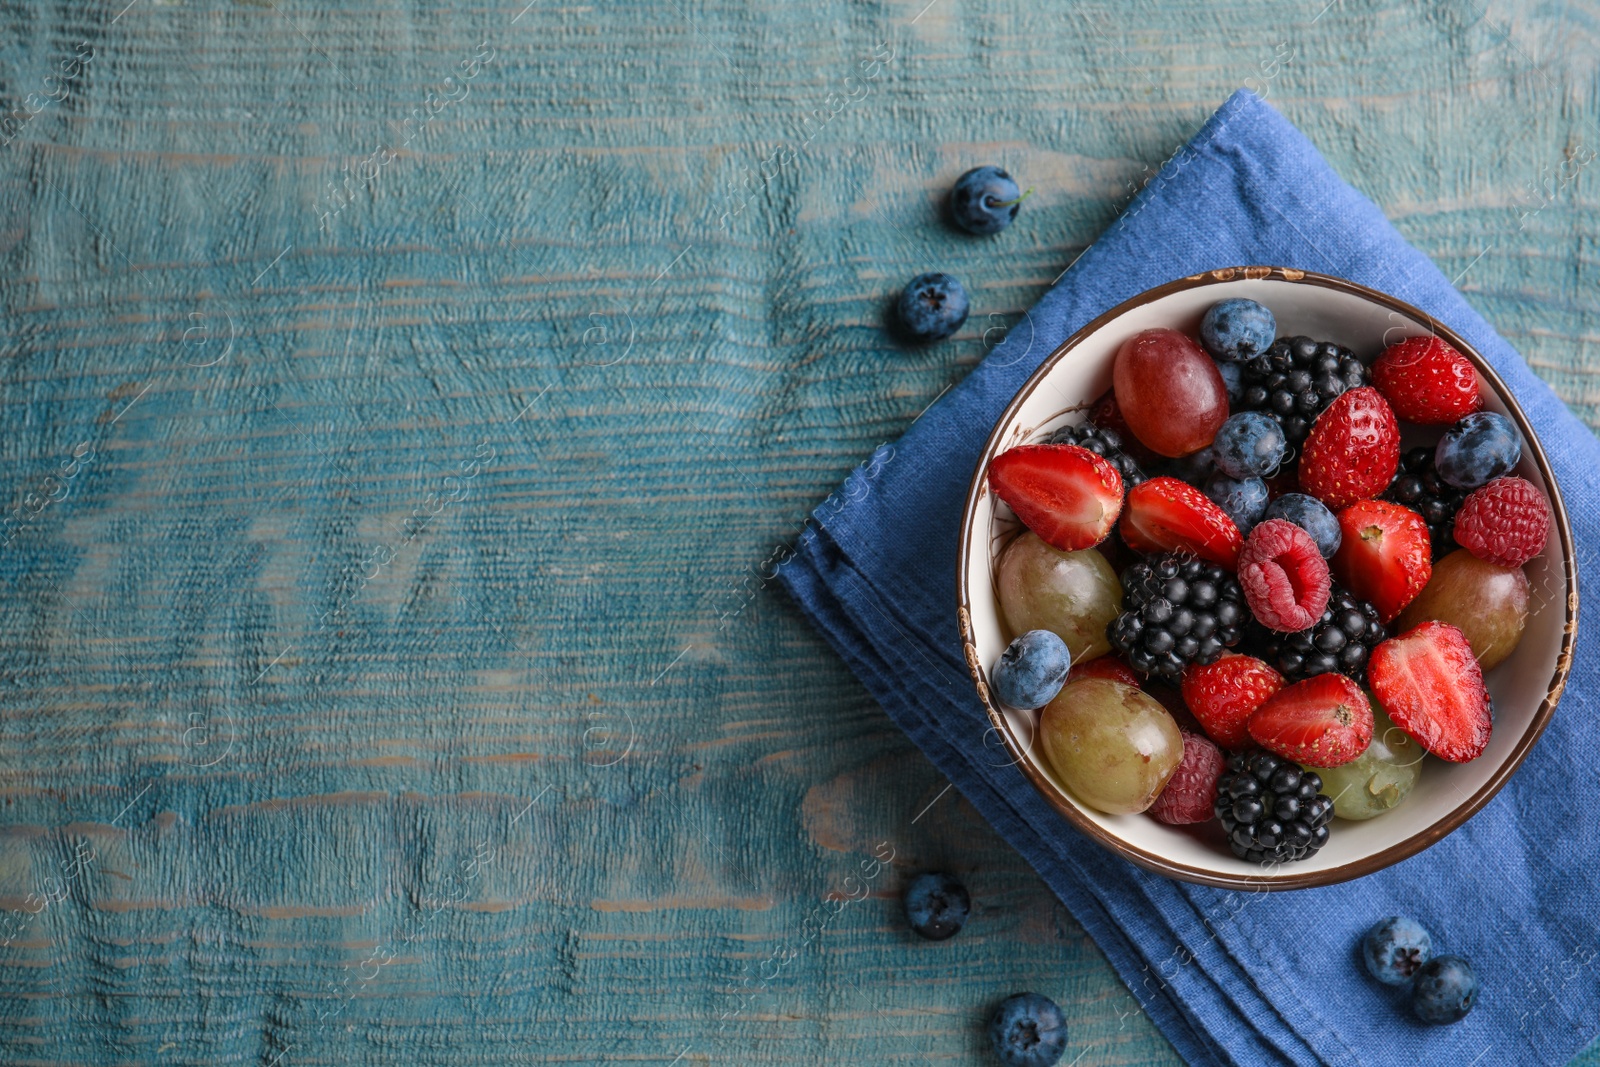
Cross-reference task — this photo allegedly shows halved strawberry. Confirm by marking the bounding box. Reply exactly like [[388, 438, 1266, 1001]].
[[1068, 654, 1141, 688], [1118, 476, 1243, 568], [1181, 653, 1284, 750], [1247, 673, 1374, 768], [1331, 500, 1432, 623], [1299, 387, 1401, 510], [987, 444, 1124, 551], [1368, 621, 1492, 762]]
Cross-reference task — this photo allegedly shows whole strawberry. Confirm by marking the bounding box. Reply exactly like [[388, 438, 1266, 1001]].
[[1147, 730, 1226, 825], [1372, 336, 1483, 425], [1299, 387, 1401, 511], [1181, 653, 1284, 750], [1453, 476, 1551, 568], [1247, 673, 1375, 768], [1332, 500, 1432, 623]]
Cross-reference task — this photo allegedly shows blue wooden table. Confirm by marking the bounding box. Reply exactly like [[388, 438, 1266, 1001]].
[[1, 1, 1597, 1063]]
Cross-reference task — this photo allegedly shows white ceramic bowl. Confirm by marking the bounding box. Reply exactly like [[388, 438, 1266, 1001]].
[[957, 266, 1577, 889]]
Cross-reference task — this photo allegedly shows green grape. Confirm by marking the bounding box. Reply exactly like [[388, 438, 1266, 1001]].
[[1308, 710, 1423, 821], [1396, 548, 1528, 671], [1038, 678, 1183, 814], [996, 531, 1122, 664]]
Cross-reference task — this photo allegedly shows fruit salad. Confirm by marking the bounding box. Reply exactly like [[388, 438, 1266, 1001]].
[[984, 298, 1552, 866]]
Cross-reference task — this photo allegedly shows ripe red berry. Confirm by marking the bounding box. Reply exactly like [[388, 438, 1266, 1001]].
[[1453, 476, 1551, 568], [1118, 476, 1244, 568], [1237, 519, 1332, 632], [1180, 654, 1284, 750], [1368, 621, 1492, 762], [1331, 500, 1432, 623], [1247, 673, 1375, 768], [1068, 655, 1142, 688], [1371, 336, 1483, 425], [987, 444, 1124, 552], [1299, 387, 1401, 510], [1147, 730, 1226, 825]]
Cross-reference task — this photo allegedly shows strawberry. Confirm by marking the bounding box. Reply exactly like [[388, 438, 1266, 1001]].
[[1181, 653, 1284, 750], [1118, 476, 1243, 568], [1371, 335, 1483, 425], [1331, 500, 1432, 623], [1299, 387, 1401, 510], [1247, 673, 1375, 768], [1453, 476, 1551, 568], [1068, 655, 1141, 688], [987, 444, 1124, 551], [1368, 621, 1492, 762]]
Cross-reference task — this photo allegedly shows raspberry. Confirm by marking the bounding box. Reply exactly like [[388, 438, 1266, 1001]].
[[1147, 730, 1226, 825], [1371, 336, 1483, 425], [1453, 476, 1551, 568], [1237, 519, 1332, 632]]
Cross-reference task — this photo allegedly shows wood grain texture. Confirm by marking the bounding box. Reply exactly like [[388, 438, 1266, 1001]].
[[0, 0, 1596, 1063]]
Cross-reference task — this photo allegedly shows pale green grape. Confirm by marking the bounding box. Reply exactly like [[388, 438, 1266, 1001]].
[[1039, 678, 1183, 815], [997, 531, 1122, 664], [1309, 710, 1424, 821]]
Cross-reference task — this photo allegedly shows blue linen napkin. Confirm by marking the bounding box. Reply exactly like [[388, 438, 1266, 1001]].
[[778, 89, 1600, 1066]]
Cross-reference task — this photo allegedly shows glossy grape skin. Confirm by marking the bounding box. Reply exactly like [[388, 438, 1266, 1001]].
[[997, 531, 1123, 663], [1112, 328, 1230, 458], [1039, 678, 1184, 814], [1396, 548, 1530, 670], [1308, 710, 1423, 821]]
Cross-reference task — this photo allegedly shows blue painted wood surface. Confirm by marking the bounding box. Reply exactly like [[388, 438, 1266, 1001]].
[[0, 1, 1597, 1063]]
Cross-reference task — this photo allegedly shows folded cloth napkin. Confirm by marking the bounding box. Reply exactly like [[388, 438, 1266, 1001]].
[[778, 89, 1600, 1066]]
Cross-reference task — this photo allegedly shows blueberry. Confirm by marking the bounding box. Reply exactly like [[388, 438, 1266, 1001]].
[[1200, 298, 1276, 362], [1412, 955, 1479, 1025], [896, 272, 969, 343], [1204, 474, 1269, 534], [1262, 493, 1341, 558], [1212, 411, 1287, 479], [987, 992, 1068, 1067], [1435, 412, 1521, 490], [1217, 360, 1245, 406], [1166, 446, 1216, 487], [992, 630, 1071, 709], [1361, 915, 1433, 986], [902, 871, 971, 941], [950, 165, 1029, 235]]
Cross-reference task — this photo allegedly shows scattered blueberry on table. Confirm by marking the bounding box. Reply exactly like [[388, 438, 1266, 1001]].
[[896, 271, 969, 342], [991, 629, 1072, 709], [1362, 915, 1433, 986], [1435, 411, 1522, 489], [1411, 955, 1479, 1025], [1200, 297, 1276, 361], [902, 871, 972, 941], [951, 165, 1029, 235], [987, 992, 1068, 1067]]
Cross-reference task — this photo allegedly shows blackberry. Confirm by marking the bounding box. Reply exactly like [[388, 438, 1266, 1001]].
[[1107, 554, 1245, 679], [1385, 445, 1468, 558], [1250, 587, 1387, 684], [1214, 749, 1335, 864], [1237, 336, 1368, 445], [1047, 422, 1147, 486]]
